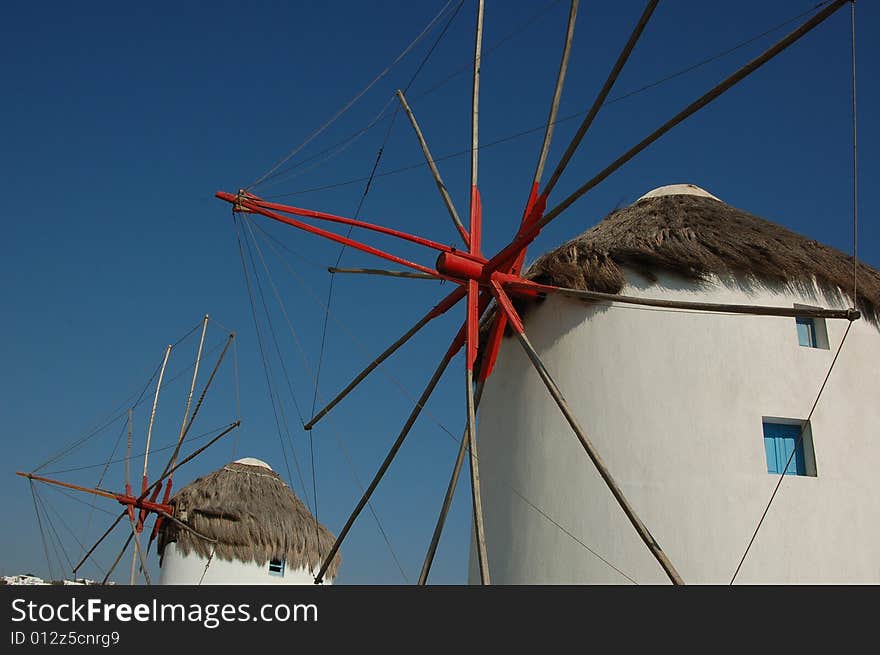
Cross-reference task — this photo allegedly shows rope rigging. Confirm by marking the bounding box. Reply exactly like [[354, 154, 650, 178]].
[[240, 215, 411, 583], [730, 319, 854, 583], [248, 0, 461, 190], [850, 0, 859, 304], [32, 318, 210, 475], [234, 213, 312, 508], [731, 1, 862, 583], [261, 0, 836, 199]]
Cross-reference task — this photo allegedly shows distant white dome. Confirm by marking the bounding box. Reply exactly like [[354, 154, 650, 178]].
[[233, 457, 272, 470], [638, 184, 721, 202]]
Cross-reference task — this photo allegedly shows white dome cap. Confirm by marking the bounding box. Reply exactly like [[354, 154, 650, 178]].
[[638, 184, 722, 202], [233, 457, 273, 470]]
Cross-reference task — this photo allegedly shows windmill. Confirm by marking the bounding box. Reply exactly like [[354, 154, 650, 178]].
[[215, 0, 865, 585], [18, 316, 241, 584]]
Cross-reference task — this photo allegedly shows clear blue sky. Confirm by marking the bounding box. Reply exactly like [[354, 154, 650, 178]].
[[2, 0, 877, 584]]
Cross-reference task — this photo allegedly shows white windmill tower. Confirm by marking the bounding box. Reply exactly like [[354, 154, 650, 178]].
[[472, 185, 880, 584], [158, 457, 340, 585]]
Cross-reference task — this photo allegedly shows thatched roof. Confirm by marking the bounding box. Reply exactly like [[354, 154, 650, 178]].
[[157, 458, 340, 578], [522, 187, 880, 326]]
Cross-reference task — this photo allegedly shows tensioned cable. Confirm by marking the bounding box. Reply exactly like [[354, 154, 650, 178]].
[[31, 319, 207, 474], [254, 0, 556, 188], [240, 218, 315, 512], [508, 486, 636, 584], [31, 480, 56, 581], [234, 215, 312, 507], [31, 337, 228, 474], [201, 318, 245, 459], [248, 0, 458, 190], [41, 491, 106, 579], [34, 486, 73, 577], [39, 491, 78, 577], [244, 216, 410, 582], [42, 484, 116, 517], [265, 0, 835, 201], [303, 4, 466, 567], [850, 0, 858, 304], [41, 423, 235, 476], [730, 320, 854, 584], [253, 0, 544, 192], [255, 0, 462, 196], [252, 222, 458, 440], [243, 216, 321, 529], [251, 223, 635, 582], [80, 418, 128, 566], [235, 215, 304, 496]]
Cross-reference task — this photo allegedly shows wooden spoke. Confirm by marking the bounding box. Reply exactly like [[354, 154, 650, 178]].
[[328, 267, 440, 280], [418, 382, 485, 585], [537, 0, 848, 232], [396, 89, 470, 247], [141, 345, 171, 485], [157, 332, 236, 483], [466, 367, 490, 584], [531, 0, 580, 191], [543, 0, 658, 198], [491, 280, 684, 584], [103, 531, 134, 585], [485, 0, 849, 277], [313, 337, 459, 584], [75, 511, 126, 575], [305, 286, 466, 430], [501, 277, 861, 321]]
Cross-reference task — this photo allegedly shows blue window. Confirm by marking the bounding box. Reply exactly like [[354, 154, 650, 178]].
[[763, 422, 807, 475], [796, 316, 817, 348], [268, 558, 285, 576]]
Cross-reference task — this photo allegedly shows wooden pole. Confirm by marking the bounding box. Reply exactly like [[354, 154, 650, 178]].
[[143, 421, 241, 502], [328, 267, 439, 280], [74, 511, 126, 575], [305, 287, 466, 430], [396, 89, 469, 247], [172, 315, 209, 470], [501, 278, 861, 321], [418, 381, 485, 585], [469, 0, 485, 233], [514, 329, 684, 584], [466, 368, 490, 584], [485, 0, 850, 275], [142, 345, 172, 481], [157, 333, 235, 484], [466, 1, 489, 578], [103, 531, 134, 585], [543, 0, 657, 198], [128, 517, 151, 586], [125, 409, 132, 493], [313, 344, 456, 583], [532, 0, 579, 188], [537, 0, 849, 231], [490, 281, 683, 584]]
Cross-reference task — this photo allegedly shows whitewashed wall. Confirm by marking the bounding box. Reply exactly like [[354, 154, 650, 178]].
[[471, 270, 880, 584], [160, 544, 330, 585]]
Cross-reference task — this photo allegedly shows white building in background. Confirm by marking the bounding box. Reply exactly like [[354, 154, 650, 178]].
[[158, 457, 339, 585], [472, 185, 880, 584]]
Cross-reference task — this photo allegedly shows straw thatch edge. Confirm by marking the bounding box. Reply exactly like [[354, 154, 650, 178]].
[[521, 194, 880, 326], [157, 462, 340, 579]]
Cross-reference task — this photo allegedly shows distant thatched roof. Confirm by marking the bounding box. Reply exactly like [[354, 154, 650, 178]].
[[157, 459, 340, 578], [522, 190, 880, 326]]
